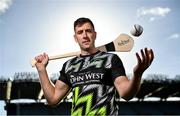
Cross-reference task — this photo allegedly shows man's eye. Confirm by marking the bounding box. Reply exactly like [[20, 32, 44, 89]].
[[77, 30, 83, 34], [86, 29, 93, 33]]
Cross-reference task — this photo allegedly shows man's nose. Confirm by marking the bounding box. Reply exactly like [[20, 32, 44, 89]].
[[82, 31, 88, 37]]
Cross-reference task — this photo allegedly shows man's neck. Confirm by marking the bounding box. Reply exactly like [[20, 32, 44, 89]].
[[80, 48, 99, 56]]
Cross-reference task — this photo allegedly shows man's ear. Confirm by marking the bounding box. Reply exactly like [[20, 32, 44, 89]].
[[74, 35, 78, 43], [94, 32, 97, 40]]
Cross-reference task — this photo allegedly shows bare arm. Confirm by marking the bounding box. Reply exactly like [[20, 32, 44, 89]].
[[114, 48, 154, 101], [35, 53, 70, 106]]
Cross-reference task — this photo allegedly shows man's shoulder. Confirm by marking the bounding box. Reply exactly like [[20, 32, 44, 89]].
[[63, 56, 79, 65]]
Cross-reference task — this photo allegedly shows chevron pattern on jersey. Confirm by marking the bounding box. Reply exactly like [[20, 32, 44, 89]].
[[72, 86, 93, 115], [71, 84, 116, 116]]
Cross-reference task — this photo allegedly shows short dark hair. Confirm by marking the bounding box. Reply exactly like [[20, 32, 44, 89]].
[[74, 17, 95, 31]]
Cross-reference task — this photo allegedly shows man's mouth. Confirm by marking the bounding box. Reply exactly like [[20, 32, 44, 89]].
[[82, 40, 90, 44]]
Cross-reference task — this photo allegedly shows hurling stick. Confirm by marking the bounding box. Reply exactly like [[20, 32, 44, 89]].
[[31, 33, 134, 67]]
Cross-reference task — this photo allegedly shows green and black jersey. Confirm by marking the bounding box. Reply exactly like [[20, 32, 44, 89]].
[[59, 51, 126, 115]]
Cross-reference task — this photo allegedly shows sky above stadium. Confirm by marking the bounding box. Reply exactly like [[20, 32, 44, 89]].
[[0, 0, 180, 79]]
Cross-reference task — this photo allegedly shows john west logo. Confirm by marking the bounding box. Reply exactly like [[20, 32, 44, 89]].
[[118, 38, 130, 46], [70, 72, 104, 85]]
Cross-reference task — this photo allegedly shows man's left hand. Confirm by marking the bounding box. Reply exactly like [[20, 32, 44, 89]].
[[133, 48, 154, 77]]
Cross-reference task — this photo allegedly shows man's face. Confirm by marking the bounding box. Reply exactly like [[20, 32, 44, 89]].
[[74, 22, 96, 51]]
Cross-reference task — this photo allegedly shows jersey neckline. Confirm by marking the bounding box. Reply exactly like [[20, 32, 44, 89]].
[[79, 50, 101, 58]]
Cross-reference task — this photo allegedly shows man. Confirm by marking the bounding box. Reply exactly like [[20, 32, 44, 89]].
[[35, 17, 154, 115]]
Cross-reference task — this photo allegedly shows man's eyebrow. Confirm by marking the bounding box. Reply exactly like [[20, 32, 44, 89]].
[[76, 29, 93, 33]]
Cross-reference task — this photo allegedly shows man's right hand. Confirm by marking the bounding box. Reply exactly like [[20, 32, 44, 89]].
[[34, 53, 49, 71]]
